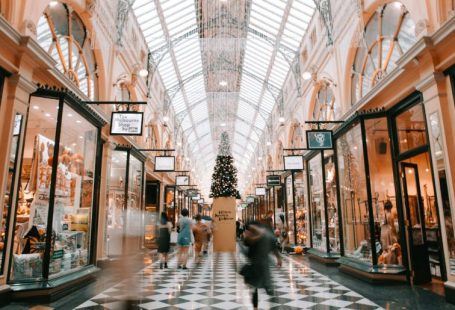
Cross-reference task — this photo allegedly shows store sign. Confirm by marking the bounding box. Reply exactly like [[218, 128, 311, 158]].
[[267, 175, 281, 187], [197, 199, 204, 204], [187, 189, 198, 197], [306, 130, 333, 149], [284, 155, 304, 170], [246, 196, 255, 203], [255, 187, 266, 196], [154, 156, 175, 172], [176, 175, 190, 186], [192, 194, 201, 200], [240, 203, 248, 209], [110, 112, 144, 136]]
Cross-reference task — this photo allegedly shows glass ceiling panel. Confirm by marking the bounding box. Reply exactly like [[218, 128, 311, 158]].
[[132, 0, 317, 195]]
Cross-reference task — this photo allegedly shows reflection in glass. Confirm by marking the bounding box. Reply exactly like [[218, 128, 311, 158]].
[[1, 114, 23, 274], [286, 175, 295, 244], [429, 112, 455, 275], [396, 103, 428, 153], [337, 124, 371, 264]]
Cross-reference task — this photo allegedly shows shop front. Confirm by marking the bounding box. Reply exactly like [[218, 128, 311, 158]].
[[6, 87, 104, 295], [164, 185, 176, 227], [105, 147, 145, 258], [306, 150, 340, 262], [144, 180, 160, 249], [336, 93, 444, 284]]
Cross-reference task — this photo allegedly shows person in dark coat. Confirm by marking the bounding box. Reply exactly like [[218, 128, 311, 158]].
[[158, 212, 172, 269], [241, 222, 282, 310]]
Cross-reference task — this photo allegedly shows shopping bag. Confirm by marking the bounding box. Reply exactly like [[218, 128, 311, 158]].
[[170, 231, 178, 244]]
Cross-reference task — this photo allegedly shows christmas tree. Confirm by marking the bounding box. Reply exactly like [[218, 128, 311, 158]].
[[210, 132, 239, 198]]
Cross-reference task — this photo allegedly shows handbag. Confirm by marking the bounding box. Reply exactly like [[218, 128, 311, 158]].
[[170, 231, 178, 244]]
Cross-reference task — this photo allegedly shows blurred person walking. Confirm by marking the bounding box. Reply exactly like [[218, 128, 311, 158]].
[[240, 222, 282, 310], [158, 212, 172, 269], [177, 208, 192, 269], [192, 214, 211, 261], [278, 214, 289, 253]]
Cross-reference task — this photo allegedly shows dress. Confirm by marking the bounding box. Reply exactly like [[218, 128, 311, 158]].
[[177, 217, 192, 246], [158, 222, 172, 253]]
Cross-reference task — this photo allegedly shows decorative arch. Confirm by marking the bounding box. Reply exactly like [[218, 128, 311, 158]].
[[309, 80, 340, 122], [288, 122, 304, 148], [351, 1, 416, 105], [36, 2, 98, 100]]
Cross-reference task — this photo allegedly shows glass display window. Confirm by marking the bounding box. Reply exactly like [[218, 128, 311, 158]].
[[105, 149, 144, 257], [324, 150, 339, 253], [337, 123, 372, 264], [396, 104, 428, 154], [294, 171, 309, 246], [309, 154, 324, 251], [285, 175, 295, 244], [365, 117, 401, 266], [9, 90, 103, 283]]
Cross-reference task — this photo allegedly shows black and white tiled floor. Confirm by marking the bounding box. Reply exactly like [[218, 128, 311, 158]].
[[75, 249, 384, 310]]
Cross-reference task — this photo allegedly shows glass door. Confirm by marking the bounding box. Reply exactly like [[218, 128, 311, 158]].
[[400, 162, 431, 284]]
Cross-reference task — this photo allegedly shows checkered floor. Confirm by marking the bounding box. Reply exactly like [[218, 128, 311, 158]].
[[75, 249, 384, 310]]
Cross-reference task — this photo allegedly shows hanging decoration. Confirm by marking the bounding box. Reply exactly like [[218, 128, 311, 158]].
[[210, 132, 240, 198]]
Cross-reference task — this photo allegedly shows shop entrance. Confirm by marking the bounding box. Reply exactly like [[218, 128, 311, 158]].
[[400, 162, 431, 284]]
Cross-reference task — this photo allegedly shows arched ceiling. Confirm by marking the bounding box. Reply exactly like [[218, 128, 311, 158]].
[[132, 0, 316, 195]]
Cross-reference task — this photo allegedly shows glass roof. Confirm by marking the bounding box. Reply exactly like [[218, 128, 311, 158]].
[[132, 0, 316, 194]]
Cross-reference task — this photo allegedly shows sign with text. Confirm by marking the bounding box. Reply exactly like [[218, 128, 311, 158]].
[[267, 175, 281, 187], [192, 194, 201, 200], [307, 130, 333, 149], [176, 175, 190, 186], [240, 203, 248, 209], [197, 199, 204, 204], [154, 156, 175, 172], [284, 155, 304, 170], [255, 187, 266, 196], [110, 112, 144, 136], [246, 196, 255, 203]]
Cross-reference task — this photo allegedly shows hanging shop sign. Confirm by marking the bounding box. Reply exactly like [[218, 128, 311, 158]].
[[197, 198, 204, 204], [187, 189, 198, 197], [266, 175, 281, 187], [192, 194, 201, 200], [255, 187, 266, 196], [110, 111, 144, 136], [154, 156, 175, 172], [246, 196, 255, 203], [306, 130, 333, 149], [240, 203, 248, 209], [176, 175, 190, 186], [284, 155, 304, 170]]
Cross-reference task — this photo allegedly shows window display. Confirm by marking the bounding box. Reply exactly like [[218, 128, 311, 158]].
[[365, 117, 401, 266], [324, 151, 339, 253], [11, 94, 100, 281], [285, 175, 295, 244], [309, 154, 324, 251], [294, 172, 309, 246], [337, 123, 372, 264]]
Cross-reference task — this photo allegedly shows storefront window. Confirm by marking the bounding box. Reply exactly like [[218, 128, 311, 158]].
[[1, 114, 23, 274], [429, 112, 455, 275], [324, 150, 339, 252], [309, 154, 324, 251], [106, 151, 127, 257], [337, 124, 371, 264], [286, 175, 295, 244], [126, 155, 143, 252], [294, 172, 309, 246], [164, 186, 176, 227], [11, 95, 99, 281], [365, 117, 401, 266], [396, 104, 428, 153]]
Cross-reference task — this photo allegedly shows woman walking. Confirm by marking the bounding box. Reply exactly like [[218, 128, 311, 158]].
[[177, 208, 192, 269], [158, 212, 172, 269]]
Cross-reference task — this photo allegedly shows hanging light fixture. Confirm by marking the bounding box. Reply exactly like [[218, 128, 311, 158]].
[[279, 116, 285, 123], [138, 68, 148, 77], [302, 71, 312, 80], [49, 0, 59, 7]]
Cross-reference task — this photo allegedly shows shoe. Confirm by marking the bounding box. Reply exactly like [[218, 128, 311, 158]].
[[164, 262, 168, 269], [182, 266, 187, 270], [203, 251, 208, 254], [160, 263, 163, 269], [178, 265, 182, 269]]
